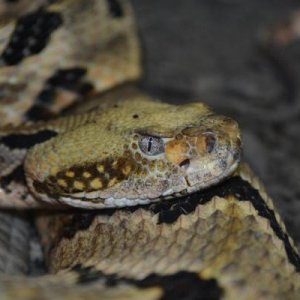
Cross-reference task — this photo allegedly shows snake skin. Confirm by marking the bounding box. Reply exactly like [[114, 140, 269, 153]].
[[0, 1, 299, 300]]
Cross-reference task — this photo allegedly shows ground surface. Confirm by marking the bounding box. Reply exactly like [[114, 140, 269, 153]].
[[132, 0, 300, 245]]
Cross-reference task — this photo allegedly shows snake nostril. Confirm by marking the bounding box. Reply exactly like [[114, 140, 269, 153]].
[[179, 159, 190, 169]]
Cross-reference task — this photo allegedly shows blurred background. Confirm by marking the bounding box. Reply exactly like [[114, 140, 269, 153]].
[[131, 0, 300, 245]]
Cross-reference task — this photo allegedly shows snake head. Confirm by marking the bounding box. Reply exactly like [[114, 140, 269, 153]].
[[24, 99, 241, 208], [121, 113, 241, 202]]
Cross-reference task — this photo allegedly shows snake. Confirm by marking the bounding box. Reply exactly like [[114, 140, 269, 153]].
[[0, 0, 299, 299]]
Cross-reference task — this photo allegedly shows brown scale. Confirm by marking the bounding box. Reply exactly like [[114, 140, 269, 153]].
[[142, 167, 148, 176], [141, 158, 148, 165], [134, 152, 142, 161], [131, 142, 138, 150], [135, 165, 144, 176], [149, 160, 156, 172]]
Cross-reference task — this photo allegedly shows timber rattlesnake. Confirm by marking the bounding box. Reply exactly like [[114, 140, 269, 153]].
[[0, 1, 298, 299]]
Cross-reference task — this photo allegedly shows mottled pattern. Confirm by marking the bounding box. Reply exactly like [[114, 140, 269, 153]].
[[0, 0, 141, 125]]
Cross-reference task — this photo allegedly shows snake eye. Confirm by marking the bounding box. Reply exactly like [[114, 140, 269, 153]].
[[138, 135, 164, 156]]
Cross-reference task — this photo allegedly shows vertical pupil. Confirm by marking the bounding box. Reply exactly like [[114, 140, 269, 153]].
[[147, 137, 153, 152]]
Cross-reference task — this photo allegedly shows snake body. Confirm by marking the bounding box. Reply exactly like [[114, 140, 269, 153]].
[[0, 1, 299, 299]]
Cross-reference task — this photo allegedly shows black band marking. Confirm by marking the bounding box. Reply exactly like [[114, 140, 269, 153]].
[[1, 129, 57, 149], [73, 266, 223, 300], [136, 272, 222, 300], [61, 176, 300, 272], [150, 176, 300, 272], [1, 8, 62, 65], [106, 0, 123, 18]]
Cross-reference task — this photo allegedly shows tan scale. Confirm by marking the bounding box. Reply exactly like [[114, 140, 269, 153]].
[[90, 178, 103, 190], [66, 171, 75, 178]]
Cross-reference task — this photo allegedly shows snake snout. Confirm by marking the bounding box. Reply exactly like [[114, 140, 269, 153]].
[[165, 120, 241, 191]]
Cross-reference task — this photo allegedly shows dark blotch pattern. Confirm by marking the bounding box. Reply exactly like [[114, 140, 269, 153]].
[[27, 68, 94, 121], [1, 8, 62, 65], [1, 129, 57, 149], [73, 265, 223, 300], [0, 165, 25, 190], [62, 213, 99, 239], [38, 68, 93, 103], [25, 105, 57, 121], [36, 68, 93, 105], [106, 0, 123, 18]]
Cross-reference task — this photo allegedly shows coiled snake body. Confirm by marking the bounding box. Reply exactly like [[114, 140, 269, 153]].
[[0, 1, 299, 299]]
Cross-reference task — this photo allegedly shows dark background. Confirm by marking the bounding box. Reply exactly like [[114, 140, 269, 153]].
[[131, 0, 300, 245]]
